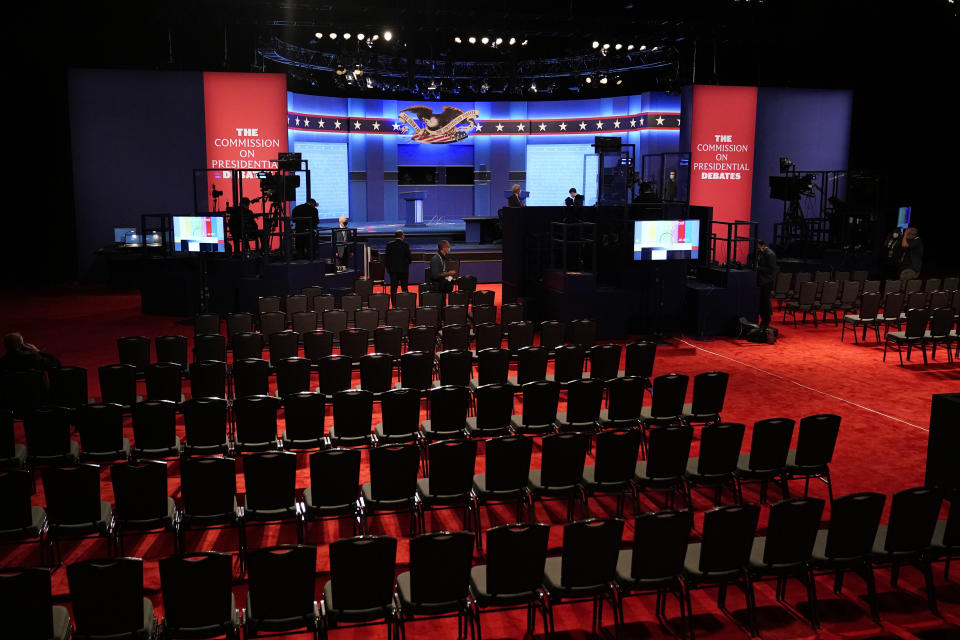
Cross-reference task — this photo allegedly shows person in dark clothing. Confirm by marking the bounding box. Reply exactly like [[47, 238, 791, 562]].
[[429, 240, 457, 298], [291, 198, 319, 259], [333, 216, 354, 269], [227, 197, 260, 254], [0, 332, 60, 374], [565, 188, 584, 207], [756, 239, 777, 331], [384, 230, 412, 306], [899, 227, 923, 280], [662, 169, 678, 201], [507, 184, 525, 208]]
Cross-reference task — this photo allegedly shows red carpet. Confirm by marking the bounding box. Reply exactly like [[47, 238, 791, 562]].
[[1, 285, 958, 639]]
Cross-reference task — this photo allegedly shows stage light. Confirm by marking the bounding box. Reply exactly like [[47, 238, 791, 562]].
[[521, 39, 528, 45], [329, 33, 337, 39], [336, 64, 346, 75], [639, 44, 646, 50], [585, 76, 592, 84], [354, 64, 363, 76], [383, 30, 393, 41], [365, 76, 374, 88], [314, 32, 323, 39], [357, 33, 365, 40], [599, 75, 608, 84], [603, 43, 610, 49], [592, 41, 600, 49], [627, 44, 634, 50], [454, 36, 462, 43], [480, 80, 489, 92], [427, 79, 437, 90], [481, 36, 489, 44], [495, 37, 503, 45], [615, 75, 622, 85], [615, 43, 622, 50], [343, 33, 351, 40], [468, 36, 477, 44], [529, 80, 537, 91], [372, 34, 379, 41], [509, 37, 516, 45]]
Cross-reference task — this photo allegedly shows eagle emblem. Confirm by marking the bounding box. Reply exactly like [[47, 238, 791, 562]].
[[398, 105, 479, 144]]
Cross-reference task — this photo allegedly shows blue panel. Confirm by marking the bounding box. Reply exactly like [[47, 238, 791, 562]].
[[526, 144, 597, 206], [398, 144, 474, 165], [293, 142, 349, 217]]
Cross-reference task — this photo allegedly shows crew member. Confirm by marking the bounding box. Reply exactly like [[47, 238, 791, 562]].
[[662, 169, 678, 201], [507, 184, 525, 207], [565, 188, 584, 207], [385, 229, 412, 306], [291, 198, 319, 259], [0, 332, 61, 375], [227, 197, 260, 254], [899, 227, 923, 280], [884, 228, 903, 280], [756, 239, 777, 332], [430, 240, 457, 298], [333, 216, 353, 269]]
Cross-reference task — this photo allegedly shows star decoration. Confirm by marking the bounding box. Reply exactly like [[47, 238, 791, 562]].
[[334, 120, 342, 129], [559, 122, 567, 131], [294, 116, 301, 126], [596, 121, 604, 129], [496, 123, 504, 132], [475, 123, 483, 131], [372, 121, 380, 130], [392, 122, 401, 131], [579, 121, 587, 130], [676, 118, 681, 126], [303, 117, 310, 127], [656, 116, 665, 126], [516, 122, 525, 131], [318, 119, 324, 128], [613, 120, 621, 128], [639, 117, 644, 126], [630, 118, 636, 127], [354, 120, 362, 129], [538, 123, 547, 131]]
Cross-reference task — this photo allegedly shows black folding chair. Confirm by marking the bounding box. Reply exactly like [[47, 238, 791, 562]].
[[159, 552, 240, 639], [245, 545, 321, 640], [67, 557, 157, 638], [303, 448, 363, 540], [529, 432, 590, 522], [0, 566, 71, 639], [321, 536, 399, 639], [110, 460, 177, 556]]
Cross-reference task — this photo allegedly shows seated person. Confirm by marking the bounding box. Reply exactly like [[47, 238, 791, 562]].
[[0, 332, 60, 374], [227, 197, 261, 253]]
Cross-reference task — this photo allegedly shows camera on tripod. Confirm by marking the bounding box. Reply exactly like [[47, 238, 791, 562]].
[[257, 172, 301, 202]]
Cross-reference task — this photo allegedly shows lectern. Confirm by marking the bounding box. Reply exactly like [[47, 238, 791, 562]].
[[401, 191, 427, 226]]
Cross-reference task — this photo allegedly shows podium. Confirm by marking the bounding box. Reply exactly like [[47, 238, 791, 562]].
[[401, 191, 427, 226]]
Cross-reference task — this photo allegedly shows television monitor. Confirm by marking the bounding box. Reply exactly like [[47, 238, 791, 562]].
[[633, 219, 701, 261], [172, 216, 226, 253], [897, 206, 911, 230], [114, 227, 137, 243], [123, 232, 142, 248]]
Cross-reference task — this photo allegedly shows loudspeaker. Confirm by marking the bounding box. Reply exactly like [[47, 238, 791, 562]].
[[926, 393, 960, 494]]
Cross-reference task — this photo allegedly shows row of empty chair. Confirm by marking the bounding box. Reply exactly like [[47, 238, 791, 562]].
[[4, 488, 957, 640]]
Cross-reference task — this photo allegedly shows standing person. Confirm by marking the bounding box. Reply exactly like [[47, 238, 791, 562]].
[[384, 229, 412, 306], [756, 239, 777, 331], [899, 227, 923, 280], [333, 216, 353, 269], [291, 198, 319, 259], [565, 188, 584, 206], [430, 240, 457, 299], [662, 169, 678, 201], [507, 184, 525, 207]]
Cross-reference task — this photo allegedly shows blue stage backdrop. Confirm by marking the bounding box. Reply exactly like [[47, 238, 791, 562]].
[[286, 92, 682, 223]]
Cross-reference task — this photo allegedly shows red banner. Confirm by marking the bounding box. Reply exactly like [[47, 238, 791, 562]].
[[203, 72, 288, 212], [688, 85, 758, 260]]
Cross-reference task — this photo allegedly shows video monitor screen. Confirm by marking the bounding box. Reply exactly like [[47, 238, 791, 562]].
[[172, 216, 226, 253], [114, 227, 137, 243], [897, 206, 911, 230], [633, 219, 701, 261]]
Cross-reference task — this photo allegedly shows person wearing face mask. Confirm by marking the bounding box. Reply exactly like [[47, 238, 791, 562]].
[[663, 169, 678, 201]]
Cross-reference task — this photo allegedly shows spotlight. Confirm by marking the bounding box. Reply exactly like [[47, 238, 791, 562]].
[[480, 80, 489, 92], [602, 43, 610, 50], [495, 37, 503, 45], [585, 76, 592, 84], [468, 36, 477, 44], [481, 36, 489, 44], [592, 41, 600, 49], [599, 75, 608, 84], [358, 33, 365, 40], [365, 76, 374, 88], [627, 44, 634, 50], [343, 33, 351, 40], [651, 46, 659, 51], [509, 37, 516, 45], [427, 79, 437, 90], [383, 30, 393, 41], [329, 33, 337, 39], [314, 32, 323, 39], [529, 80, 537, 91], [372, 34, 379, 41], [615, 43, 622, 50], [639, 44, 646, 50], [521, 39, 528, 45], [615, 76, 622, 85], [354, 64, 363, 77], [336, 64, 346, 75], [454, 36, 462, 43]]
